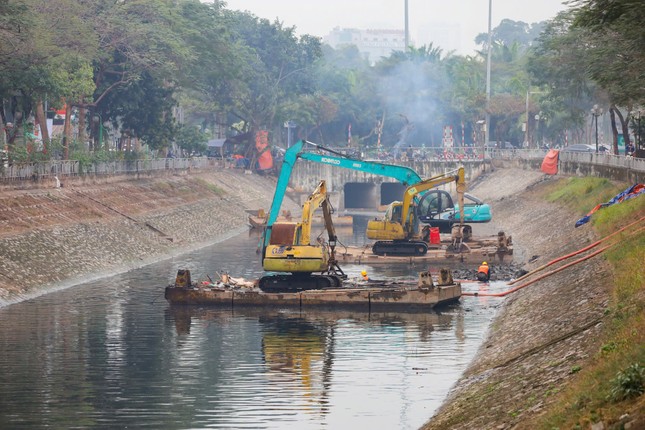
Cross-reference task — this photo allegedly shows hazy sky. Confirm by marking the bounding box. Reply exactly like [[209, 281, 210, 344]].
[[221, 0, 569, 54]]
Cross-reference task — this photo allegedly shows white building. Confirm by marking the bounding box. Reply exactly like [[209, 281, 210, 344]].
[[324, 27, 406, 64]]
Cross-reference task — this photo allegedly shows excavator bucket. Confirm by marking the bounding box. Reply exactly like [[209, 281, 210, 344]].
[[269, 222, 298, 245]]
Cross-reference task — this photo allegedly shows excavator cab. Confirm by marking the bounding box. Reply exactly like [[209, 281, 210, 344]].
[[386, 202, 402, 223], [417, 190, 456, 233], [417, 190, 454, 219], [417, 190, 491, 233]]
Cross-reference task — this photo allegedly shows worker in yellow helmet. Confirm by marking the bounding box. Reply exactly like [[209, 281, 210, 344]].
[[361, 270, 369, 281], [477, 261, 490, 282]]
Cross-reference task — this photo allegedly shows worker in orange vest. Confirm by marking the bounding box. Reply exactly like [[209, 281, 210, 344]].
[[477, 262, 490, 282], [361, 270, 369, 281]]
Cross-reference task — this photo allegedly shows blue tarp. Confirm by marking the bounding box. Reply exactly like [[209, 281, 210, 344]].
[[575, 183, 644, 227]]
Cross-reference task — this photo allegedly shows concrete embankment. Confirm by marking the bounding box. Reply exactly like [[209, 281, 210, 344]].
[[0, 169, 298, 307], [424, 168, 616, 429]]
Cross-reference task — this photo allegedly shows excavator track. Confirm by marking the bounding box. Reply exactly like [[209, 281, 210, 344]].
[[372, 241, 428, 256], [259, 273, 343, 293]]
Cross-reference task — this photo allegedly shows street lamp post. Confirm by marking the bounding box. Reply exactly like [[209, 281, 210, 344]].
[[634, 109, 642, 151], [591, 105, 603, 154], [525, 90, 546, 148], [484, 0, 492, 147], [534, 113, 540, 148], [284, 120, 296, 148], [404, 0, 409, 50], [525, 91, 530, 147]]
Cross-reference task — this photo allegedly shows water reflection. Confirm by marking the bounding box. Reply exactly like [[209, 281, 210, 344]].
[[260, 313, 333, 419], [0, 221, 506, 430], [164, 306, 459, 429]]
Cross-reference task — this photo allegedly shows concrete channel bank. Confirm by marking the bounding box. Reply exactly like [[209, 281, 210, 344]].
[[0, 169, 298, 306], [424, 168, 622, 429]]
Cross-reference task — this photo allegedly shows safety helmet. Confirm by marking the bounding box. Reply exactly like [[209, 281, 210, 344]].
[[482, 262, 488, 265], [361, 270, 367, 276]]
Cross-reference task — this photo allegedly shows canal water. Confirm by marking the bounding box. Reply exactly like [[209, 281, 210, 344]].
[[0, 218, 507, 430]]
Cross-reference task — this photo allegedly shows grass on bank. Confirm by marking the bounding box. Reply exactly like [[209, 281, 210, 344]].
[[533, 177, 645, 429], [192, 178, 225, 196]]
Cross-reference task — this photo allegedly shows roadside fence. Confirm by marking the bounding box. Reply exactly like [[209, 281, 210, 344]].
[[486, 148, 645, 172], [0, 157, 226, 182], [2, 150, 642, 184]]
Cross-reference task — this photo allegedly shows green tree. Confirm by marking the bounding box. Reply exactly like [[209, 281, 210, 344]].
[[175, 124, 208, 155], [475, 19, 547, 51], [173, 0, 241, 135], [0, 0, 96, 158], [224, 11, 322, 134], [442, 55, 486, 145], [572, 0, 644, 105], [309, 44, 378, 146], [570, 0, 645, 151], [105, 71, 177, 153], [529, 11, 605, 148]]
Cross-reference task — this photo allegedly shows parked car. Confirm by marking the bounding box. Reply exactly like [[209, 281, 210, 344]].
[[560, 144, 595, 153], [484, 141, 515, 149]]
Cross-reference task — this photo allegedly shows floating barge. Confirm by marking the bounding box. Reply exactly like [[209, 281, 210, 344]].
[[336, 245, 510, 265], [165, 270, 461, 311], [336, 232, 513, 265]]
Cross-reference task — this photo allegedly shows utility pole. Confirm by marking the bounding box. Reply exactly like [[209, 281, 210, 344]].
[[525, 91, 529, 147], [591, 105, 603, 154], [404, 0, 409, 51], [485, 0, 492, 147]]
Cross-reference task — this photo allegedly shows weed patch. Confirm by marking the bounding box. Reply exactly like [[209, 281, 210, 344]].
[[193, 178, 225, 196], [608, 363, 644, 402]]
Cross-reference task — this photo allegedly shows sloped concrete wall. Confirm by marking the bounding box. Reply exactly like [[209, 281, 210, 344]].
[[0, 170, 299, 306]]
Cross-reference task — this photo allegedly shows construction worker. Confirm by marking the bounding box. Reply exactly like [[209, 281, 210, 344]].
[[361, 270, 369, 281], [477, 261, 490, 282]]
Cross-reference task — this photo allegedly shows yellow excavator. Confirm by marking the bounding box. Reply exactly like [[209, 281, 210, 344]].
[[366, 167, 467, 256], [260, 180, 346, 292]]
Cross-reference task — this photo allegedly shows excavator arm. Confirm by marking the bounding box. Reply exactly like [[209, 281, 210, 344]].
[[296, 180, 329, 246], [400, 167, 466, 234], [262, 140, 422, 256], [366, 167, 468, 256]]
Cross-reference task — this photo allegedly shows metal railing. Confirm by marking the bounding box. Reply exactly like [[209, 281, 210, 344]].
[[0, 157, 226, 182], [1, 150, 642, 183], [486, 148, 645, 172], [485, 148, 547, 160]]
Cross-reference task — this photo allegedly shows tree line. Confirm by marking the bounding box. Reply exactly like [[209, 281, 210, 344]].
[[0, 0, 642, 163]]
